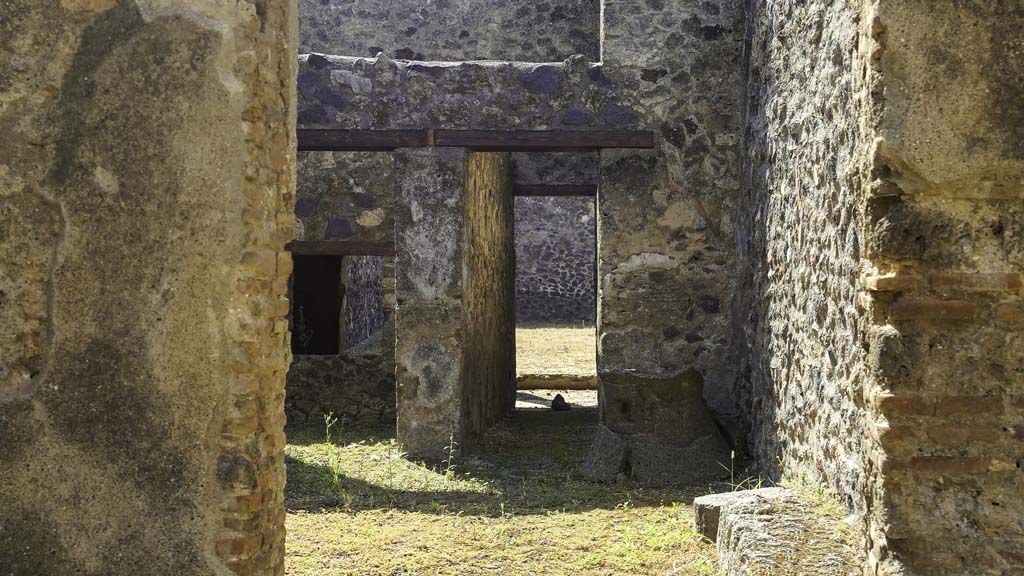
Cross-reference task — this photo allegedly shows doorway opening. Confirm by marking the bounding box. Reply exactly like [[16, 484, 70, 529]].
[[511, 156, 599, 414]]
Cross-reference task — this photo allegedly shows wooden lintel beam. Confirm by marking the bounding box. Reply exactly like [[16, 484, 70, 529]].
[[297, 129, 428, 151], [513, 184, 597, 197], [433, 130, 655, 151], [286, 240, 396, 257], [297, 129, 655, 152]]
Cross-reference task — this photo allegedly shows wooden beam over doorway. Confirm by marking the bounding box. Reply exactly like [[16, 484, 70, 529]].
[[512, 184, 597, 197], [297, 129, 655, 152], [286, 240, 397, 257]]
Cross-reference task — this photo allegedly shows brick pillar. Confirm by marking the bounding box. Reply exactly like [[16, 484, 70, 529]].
[[858, 2, 1024, 573]]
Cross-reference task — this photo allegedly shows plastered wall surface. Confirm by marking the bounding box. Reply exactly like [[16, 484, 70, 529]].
[[299, 0, 600, 62], [0, 1, 296, 574]]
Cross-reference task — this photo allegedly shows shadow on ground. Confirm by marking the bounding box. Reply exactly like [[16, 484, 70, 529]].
[[285, 404, 718, 518]]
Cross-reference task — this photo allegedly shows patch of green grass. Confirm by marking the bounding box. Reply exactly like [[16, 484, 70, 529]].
[[285, 408, 717, 575]]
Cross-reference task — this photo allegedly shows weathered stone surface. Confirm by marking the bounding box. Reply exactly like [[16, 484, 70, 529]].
[[583, 370, 731, 484], [286, 352, 395, 428], [734, 0, 869, 529], [736, 1, 1024, 574], [288, 150, 397, 423], [514, 196, 595, 324], [580, 424, 628, 482], [295, 151, 394, 244], [697, 488, 860, 576], [395, 148, 466, 459], [598, 0, 744, 419], [298, 0, 600, 63], [0, 1, 296, 573], [297, 55, 629, 131]]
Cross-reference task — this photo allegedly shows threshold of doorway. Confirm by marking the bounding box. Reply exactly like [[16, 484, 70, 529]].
[[516, 373, 597, 390]]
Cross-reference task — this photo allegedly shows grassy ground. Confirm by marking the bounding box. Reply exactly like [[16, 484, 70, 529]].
[[515, 325, 596, 376], [285, 406, 718, 575]]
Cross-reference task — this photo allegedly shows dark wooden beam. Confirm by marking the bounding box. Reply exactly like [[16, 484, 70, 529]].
[[297, 129, 656, 152], [513, 184, 597, 197], [286, 240, 396, 257], [297, 129, 428, 151], [433, 130, 655, 151]]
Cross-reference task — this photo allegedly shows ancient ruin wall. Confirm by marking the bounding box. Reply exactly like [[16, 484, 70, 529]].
[[511, 152, 598, 325], [596, 0, 744, 435], [734, 0, 870, 522], [299, 0, 600, 62], [287, 151, 396, 426], [0, 1, 296, 574], [860, 2, 1024, 573], [461, 152, 517, 444], [514, 196, 596, 324], [738, 1, 1024, 574]]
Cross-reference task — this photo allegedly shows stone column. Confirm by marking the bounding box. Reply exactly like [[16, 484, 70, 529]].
[[394, 148, 467, 460]]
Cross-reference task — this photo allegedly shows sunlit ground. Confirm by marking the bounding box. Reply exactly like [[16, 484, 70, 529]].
[[285, 410, 717, 575], [284, 323, 717, 575], [515, 324, 596, 376]]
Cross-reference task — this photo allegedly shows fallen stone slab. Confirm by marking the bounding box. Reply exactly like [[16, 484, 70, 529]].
[[694, 488, 861, 576]]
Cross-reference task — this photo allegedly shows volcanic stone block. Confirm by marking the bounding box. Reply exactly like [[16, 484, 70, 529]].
[[583, 369, 731, 483]]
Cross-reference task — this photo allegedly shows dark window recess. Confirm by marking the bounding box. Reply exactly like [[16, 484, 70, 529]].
[[290, 255, 343, 355]]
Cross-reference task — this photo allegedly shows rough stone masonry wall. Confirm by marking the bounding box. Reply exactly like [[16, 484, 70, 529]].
[[0, 1, 296, 575], [737, 1, 1024, 574], [287, 151, 396, 427], [298, 0, 600, 62], [735, 0, 870, 524], [588, 0, 744, 482], [514, 196, 596, 324], [298, 0, 607, 328]]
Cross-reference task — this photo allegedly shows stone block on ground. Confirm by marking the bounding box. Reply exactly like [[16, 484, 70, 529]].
[[580, 424, 628, 482], [582, 369, 732, 484], [694, 488, 861, 576]]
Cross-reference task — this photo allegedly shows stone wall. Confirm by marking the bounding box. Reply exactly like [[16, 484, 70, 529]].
[[514, 196, 596, 324], [297, 56, 615, 329], [288, 150, 396, 427], [511, 152, 597, 325], [584, 0, 744, 482], [860, 2, 1024, 573], [734, 0, 869, 522], [0, 1, 296, 574], [736, 1, 1024, 574], [299, 0, 600, 62]]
